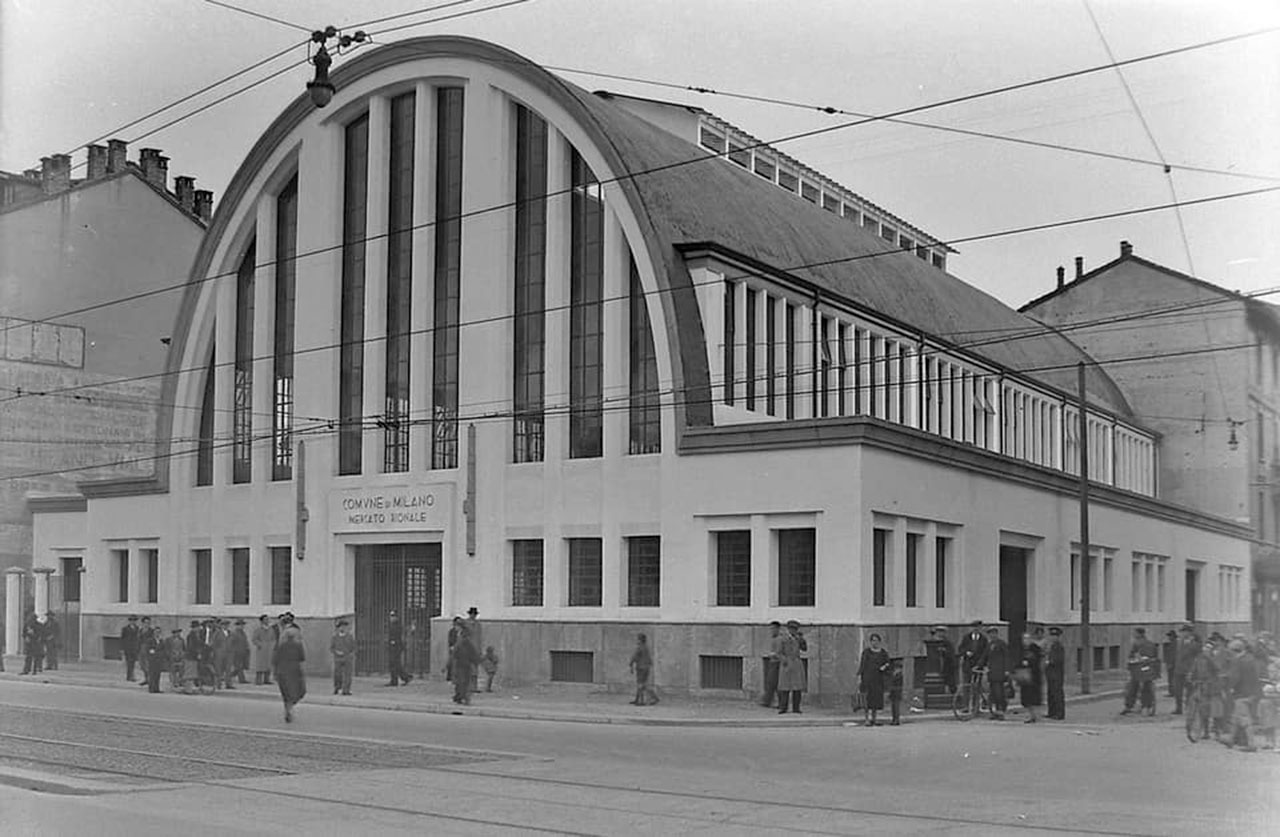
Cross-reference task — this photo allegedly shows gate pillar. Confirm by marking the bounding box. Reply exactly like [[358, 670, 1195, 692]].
[[5, 568, 24, 657]]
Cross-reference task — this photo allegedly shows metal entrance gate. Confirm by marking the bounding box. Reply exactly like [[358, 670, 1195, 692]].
[[354, 543, 441, 676]]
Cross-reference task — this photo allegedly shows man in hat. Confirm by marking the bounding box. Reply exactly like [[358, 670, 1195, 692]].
[[932, 625, 958, 694], [1045, 626, 1066, 720], [167, 628, 186, 691], [1171, 623, 1200, 714], [211, 618, 233, 689], [760, 621, 783, 708], [137, 616, 155, 687], [957, 620, 988, 681], [1122, 626, 1159, 715], [143, 620, 167, 694], [985, 625, 1010, 720], [776, 620, 808, 713], [183, 620, 205, 693], [330, 619, 356, 695], [386, 610, 412, 686], [251, 614, 275, 685], [120, 615, 142, 681], [465, 607, 482, 692], [231, 619, 251, 684]]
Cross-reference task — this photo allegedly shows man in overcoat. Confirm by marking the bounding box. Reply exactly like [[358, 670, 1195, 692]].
[[1122, 626, 1159, 715], [251, 615, 275, 685], [760, 621, 782, 708], [985, 625, 1010, 720], [231, 619, 251, 684], [386, 610, 412, 686], [1045, 626, 1066, 720], [776, 620, 808, 714], [120, 615, 141, 681], [1172, 623, 1201, 715]]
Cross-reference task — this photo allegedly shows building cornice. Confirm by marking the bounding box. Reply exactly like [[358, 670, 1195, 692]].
[[679, 416, 1250, 540], [25, 494, 88, 514], [78, 475, 166, 499]]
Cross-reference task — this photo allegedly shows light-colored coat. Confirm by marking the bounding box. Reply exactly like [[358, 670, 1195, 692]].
[[777, 631, 807, 692], [251, 623, 276, 673]]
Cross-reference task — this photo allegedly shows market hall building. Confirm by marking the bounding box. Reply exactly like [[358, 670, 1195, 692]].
[[24, 37, 1251, 697]]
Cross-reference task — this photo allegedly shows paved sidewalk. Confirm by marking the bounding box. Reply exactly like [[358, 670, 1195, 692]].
[[0, 658, 1129, 727]]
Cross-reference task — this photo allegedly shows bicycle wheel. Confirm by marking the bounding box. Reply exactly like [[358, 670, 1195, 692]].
[[953, 687, 973, 721]]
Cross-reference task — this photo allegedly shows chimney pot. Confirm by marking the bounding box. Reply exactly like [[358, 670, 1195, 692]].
[[1074, 256, 1084, 280], [1056, 266, 1065, 290], [86, 144, 108, 179], [138, 148, 169, 191], [23, 168, 40, 181], [174, 176, 196, 212], [194, 189, 214, 222], [106, 139, 127, 173], [1120, 240, 1133, 258], [40, 154, 72, 195]]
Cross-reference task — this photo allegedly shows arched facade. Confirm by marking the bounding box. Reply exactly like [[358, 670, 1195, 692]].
[[29, 38, 1252, 697]]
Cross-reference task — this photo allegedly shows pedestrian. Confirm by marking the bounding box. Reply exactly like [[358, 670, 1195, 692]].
[[1045, 626, 1066, 720], [985, 625, 1010, 721], [957, 620, 988, 683], [43, 613, 60, 670], [20, 611, 44, 675], [330, 619, 355, 696], [120, 614, 141, 681], [1016, 629, 1043, 723], [481, 645, 500, 693], [167, 628, 185, 691], [1185, 639, 1219, 740], [465, 607, 482, 692], [386, 610, 412, 686], [760, 621, 782, 708], [856, 633, 891, 726], [211, 618, 233, 689], [887, 658, 904, 725], [932, 625, 958, 696], [272, 616, 307, 723], [776, 620, 807, 714], [1223, 638, 1263, 750], [451, 626, 479, 705], [143, 624, 166, 694], [182, 619, 204, 693], [1122, 626, 1159, 716], [251, 614, 275, 685], [628, 634, 659, 706], [231, 619, 251, 684], [137, 616, 155, 687], [444, 615, 462, 681], [1172, 623, 1200, 715]]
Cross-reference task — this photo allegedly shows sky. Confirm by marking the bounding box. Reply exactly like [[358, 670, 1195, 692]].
[[2, 0, 1278, 310]]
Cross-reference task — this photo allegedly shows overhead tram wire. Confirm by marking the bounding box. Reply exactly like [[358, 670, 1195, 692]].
[[202, 0, 313, 33], [12, 23, 1277, 338], [2, 181, 1276, 413], [2, 335, 1266, 486]]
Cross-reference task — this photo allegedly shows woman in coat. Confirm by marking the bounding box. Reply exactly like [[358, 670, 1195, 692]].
[[776, 620, 808, 714], [857, 633, 892, 727], [1017, 629, 1043, 724], [250, 615, 276, 685], [272, 620, 306, 723]]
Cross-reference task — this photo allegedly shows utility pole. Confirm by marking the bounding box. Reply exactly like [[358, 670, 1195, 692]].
[[1078, 362, 1092, 695]]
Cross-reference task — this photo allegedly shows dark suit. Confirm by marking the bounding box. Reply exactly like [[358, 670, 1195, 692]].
[[1045, 638, 1066, 719], [120, 621, 141, 680], [986, 637, 1010, 717], [1172, 634, 1201, 713], [387, 619, 411, 686]]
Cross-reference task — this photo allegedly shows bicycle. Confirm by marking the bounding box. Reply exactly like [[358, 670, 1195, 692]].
[[1184, 680, 1213, 743], [953, 667, 990, 721]]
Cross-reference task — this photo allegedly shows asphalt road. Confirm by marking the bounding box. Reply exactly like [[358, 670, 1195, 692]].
[[0, 679, 1276, 836]]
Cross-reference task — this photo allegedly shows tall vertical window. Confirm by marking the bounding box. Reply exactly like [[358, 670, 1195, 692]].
[[194, 549, 211, 605], [872, 528, 889, 606], [715, 530, 751, 606], [765, 295, 777, 416], [113, 549, 129, 603], [567, 538, 603, 606], [384, 93, 416, 472], [745, 287, 756, 410], [935, 536, 950, 608], [232, 242, 255, 484], [569, 150, 604, 458], [339, 113, 370, 475], [626, 536, 661, 607], [784, 303, 795, 419], [270, 547, 292, 605], [143, 548, 159, 604], [273, 177, 297, 480], [906, 533, 921, 607], [818, 317, 831, 417], [61, 557, 83, 603], [854, 328, 863, 414], [723, 279, 735, 406], [777, 528, 816, 607], [837, 322, 848, 416], [432, 88, 464, 469], [196, 345, 215, 486], [512, 540, 544, 606], [513, 105, 548, 463], [868, 336, 879, 418], [230, 548, 250, 605], [629, 259, 661, 454]]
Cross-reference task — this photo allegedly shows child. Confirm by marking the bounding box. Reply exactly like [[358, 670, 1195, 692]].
[[888, 658, 905, 726], [481, 646, 499, 693]]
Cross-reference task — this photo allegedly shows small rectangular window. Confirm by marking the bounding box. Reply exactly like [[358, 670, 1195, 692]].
[[550, 650, 593, 682], [112, 549, 129, 603], [728, 142, 750, 169], [777, 169, 798, 193], [842, 205, 861, 224], [512, 539, 544, 606], [935, 537, 950, 608], [230, 548, 250, 605], [700, 655, 743, 689], [777, 528, 815, 607], [880, 224, 896, 242], [822, 194, 839, 213], [715, 530, 751, 607], [800, 182, 819, 203], [872, 528, 889, 606], [932, 253, 946, 269], [899, 235, 914, 252], [698, 126, 725, 154], [626, 536, 661, 607], [905, 533, 920, 607], [194, 549, 211, 605], [567, 538, 602, 607], [753, 156, 775, 181], [143, 549, 159, 604], [270, 547, 291, 605]]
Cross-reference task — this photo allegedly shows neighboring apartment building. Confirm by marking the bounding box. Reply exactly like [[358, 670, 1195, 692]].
[[1023, 242, 1280, 635], [27, 37, 1251, 697], [0, 143, 209, 658]]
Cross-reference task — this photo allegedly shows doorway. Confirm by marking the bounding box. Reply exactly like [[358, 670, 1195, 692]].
[[999, 546, 1030, 661], [354, 543, 441, 676]]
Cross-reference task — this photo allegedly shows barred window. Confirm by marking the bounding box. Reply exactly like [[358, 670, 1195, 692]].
[[628, 260, 661, 454], [339, 113, 369, 475], [194, 549, 212, 605], [384, 92, 415, 473], [196, 346, 215, 486], [513, 105, 548, 463], [272, 176, 297, 480], [230, 548, 250, 605], [567, 538, 602, 607], [715, 530, 751, 607], [569, 151, 604, 458], [143, 549, 159, 604], [626, 536, 661, 607], [232, 242, 255, 484], [270, 547, 291, 606], [512, 540, 544, 606], [432, 88, 465, 469], [777, 528, 815, 607]]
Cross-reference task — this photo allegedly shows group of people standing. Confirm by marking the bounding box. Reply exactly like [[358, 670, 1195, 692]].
[[16, 611, 60, 675], [442, 607, 499, 705], [1161, 623, 1277, 750]]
